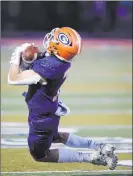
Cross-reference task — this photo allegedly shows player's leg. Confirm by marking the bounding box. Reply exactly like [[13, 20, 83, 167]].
[[30, 144, 116, 170], [27, 115, 107, 167], [28, 135, 107, 167], [41, 148, 107, 166], [28, 130, 54, 161], [53, 132, 105, 150], [28, 114, 60, 162], [28, 114, 117, 169], [53, 132, 118, 170], [28, 130, 116, 169]]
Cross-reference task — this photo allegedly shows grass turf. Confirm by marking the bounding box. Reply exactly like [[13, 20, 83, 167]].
[[1, 173, 133, 176], [1, 148, 132, 172]]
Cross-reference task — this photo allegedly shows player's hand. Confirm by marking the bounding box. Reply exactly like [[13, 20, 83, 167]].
[[10, 43, 35, 66], [10, 46, 22, 65]]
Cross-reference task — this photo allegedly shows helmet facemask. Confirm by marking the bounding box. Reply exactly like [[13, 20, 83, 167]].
[[43, 28, 59, 54]]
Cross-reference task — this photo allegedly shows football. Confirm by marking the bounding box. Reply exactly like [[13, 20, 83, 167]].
[[21, 44, 40, 63]]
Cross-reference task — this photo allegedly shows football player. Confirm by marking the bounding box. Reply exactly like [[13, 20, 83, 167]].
[[8, 27, 118, 169]]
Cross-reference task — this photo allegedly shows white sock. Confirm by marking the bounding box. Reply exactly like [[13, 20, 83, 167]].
[[66, 133, 102, 150], [58, 148, 92, 163]]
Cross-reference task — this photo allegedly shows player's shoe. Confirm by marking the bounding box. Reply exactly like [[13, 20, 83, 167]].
[[90, 151, 107, 166], [99, 144, 118, 170]]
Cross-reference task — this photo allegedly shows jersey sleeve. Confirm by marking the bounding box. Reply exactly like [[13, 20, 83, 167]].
[[32, 56, 61, 80]]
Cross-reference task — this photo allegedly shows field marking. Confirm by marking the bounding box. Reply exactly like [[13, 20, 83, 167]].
[[2, 97, 132, 105], [2, 123, 132, 128], [117, 160, 132, 167], [1, 109, 132, 116], [2, 143, 132, 153], [2, 139, 132, 153], [2, 123, 132, 151], [1, 169, 132, 174], [1, 136, 132, 144], [2, 122, 132, 129]]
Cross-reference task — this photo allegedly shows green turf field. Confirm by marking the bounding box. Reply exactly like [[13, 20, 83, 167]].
[[1, 39, 132, 175]]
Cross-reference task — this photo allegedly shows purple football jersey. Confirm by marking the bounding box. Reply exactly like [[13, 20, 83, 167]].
[[25, 55, 71, 116]]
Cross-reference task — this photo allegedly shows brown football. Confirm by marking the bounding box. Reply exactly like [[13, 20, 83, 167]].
[[21, 45, 40, 62]]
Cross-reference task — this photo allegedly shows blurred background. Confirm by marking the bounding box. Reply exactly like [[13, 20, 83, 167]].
[[1, 1, 132, 37], [1, 1, 132, 175]]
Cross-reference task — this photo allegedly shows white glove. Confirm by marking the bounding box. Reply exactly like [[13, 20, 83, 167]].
[[9, 43, 35, 66], [10, 46, 22, 65]]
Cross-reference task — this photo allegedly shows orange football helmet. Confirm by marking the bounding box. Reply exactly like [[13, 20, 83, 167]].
[[43, 27, 82, 62]]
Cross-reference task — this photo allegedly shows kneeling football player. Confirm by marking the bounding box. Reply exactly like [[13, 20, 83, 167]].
[[8, 27, 118, 170]]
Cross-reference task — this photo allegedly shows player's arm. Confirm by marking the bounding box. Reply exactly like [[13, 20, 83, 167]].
[[8, 44, 47, 86], [8, 64, 47, 85]]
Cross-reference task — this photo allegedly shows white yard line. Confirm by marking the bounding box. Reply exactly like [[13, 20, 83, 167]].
[[2, 97, 132, 105], [1, 138, 132, 153], [1, 136, 132, 144], [1, 127, 78, 134], [1, 169, 132, 174], [1, 109, 132, 115], [1, 122, 132, 129], [1, 123, 132, 150], [117, 160, 132, 167]]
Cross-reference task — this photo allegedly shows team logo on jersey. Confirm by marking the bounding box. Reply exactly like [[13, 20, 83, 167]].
[[58, 33, 70, 45]]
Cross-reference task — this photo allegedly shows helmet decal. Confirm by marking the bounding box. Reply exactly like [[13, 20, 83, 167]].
[[58, 33, 70, 45]]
